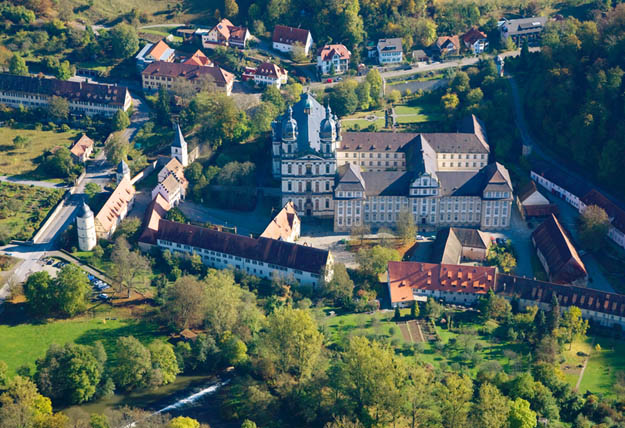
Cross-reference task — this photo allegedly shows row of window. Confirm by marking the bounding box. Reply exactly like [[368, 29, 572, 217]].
[[341, 152, 402, 159], [440, 161, 485, 169], [286, 181, 331, 193], [440, 153, 486, 160], [284, 163, 333, 175]]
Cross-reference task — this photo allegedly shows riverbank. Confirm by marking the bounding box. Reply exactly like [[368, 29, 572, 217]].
[[62, 374, 238, 427]]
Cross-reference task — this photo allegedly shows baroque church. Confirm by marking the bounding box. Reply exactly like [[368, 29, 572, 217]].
[[272, 93, 514, 233]]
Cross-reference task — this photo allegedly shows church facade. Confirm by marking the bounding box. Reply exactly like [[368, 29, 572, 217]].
[[271, 93, 513, 233]]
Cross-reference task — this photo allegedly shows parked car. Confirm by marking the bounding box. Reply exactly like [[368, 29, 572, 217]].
[[326, 78, 333, 83], [98, 293, 110, 301], [335, 77, 343, 81], [416, 235, 425, 240]]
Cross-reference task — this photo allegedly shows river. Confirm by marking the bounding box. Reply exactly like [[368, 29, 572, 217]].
[[62, 374, 238, 427]]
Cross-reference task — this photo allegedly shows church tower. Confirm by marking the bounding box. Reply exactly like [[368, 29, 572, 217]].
[[319, 105, 338, 154], [116, 160, 130, 183], [76, 201, 96, 251], [172, 123, 189, 167]]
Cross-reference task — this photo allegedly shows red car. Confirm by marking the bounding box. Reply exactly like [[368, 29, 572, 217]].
[[326, 78, 333, 83]]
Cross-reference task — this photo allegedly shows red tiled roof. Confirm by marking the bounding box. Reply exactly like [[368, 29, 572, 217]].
[[531, 214, 587, 284], [95, 178, 136, 234], [139, 193, 171, 245], [147, 40, 172, 61], [183, 50, 213, 67], [581, 189, 625, 234], [388, 261, 496, 305], [436, 35, 460, 51], [155, 219, 329, 274], [261, 201, 299, 241], [318, 44, 351, 61], [70, 134, 94, 158], [255, 62, 287, 79], [272, 25, 310, 45], [461, 28, 487, 45], [524, 204, 559, 217], [142, 61, 234, 87], [211, 18, 234, 39]]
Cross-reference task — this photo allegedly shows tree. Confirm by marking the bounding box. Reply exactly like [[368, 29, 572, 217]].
[[329, 79, 359, 117], [104, 133, 128, 166], [89, 414, 110, 428], [579, 205, 610, 252], [410, 301, 419, 319], [155, 86, 171, 126], [355, 81, 372, 110], [163, 275, 209, 329], [54, 264, 91, 317], [290, 42, 308, 62], [110, 237, 151, 298], [224, 0, 239, 17], [396, 209, 417, 244], [424, 297, 442, 322], [414, 18, 437, 47], [471, 382, 510, 428], [250, 102, 278, 134], [84, 182, 102, 201], [0, 376, 56, 428], [149, 341, 180, 385], [332, 336, 405, 425], [256, 307, 322, 383], [324, 263, 354, 306], [34, 343, 105, 405], [241, 420, 257, 428], [23, 271, 55, 315], [12, 135, 29, 149], [24, 266, 90, 318], [466, 88, 484, 105], [437, 373, 473, 428], [112, 109, 130, 131], [441, 92, 460, 115], [356, 245, 400, 277], [560, 306, 589, 350], [169, 417, 200, 428], [8, 53, 28, 75], [109, 24, 139, 58], [388, 89, 401, 104], [43, 147, 81, 179], [113, 336, 152, 391], [546, 294, 561, 332], [284, 83, 303, 104], [47, 95, 70, 120], [261, 85, 285, 112], [0, 361, 8, 388], [195, 92, 250, 148], [478, 289, 512, 321], [366, 69, 383, 105], [508, 398, 537, 428]]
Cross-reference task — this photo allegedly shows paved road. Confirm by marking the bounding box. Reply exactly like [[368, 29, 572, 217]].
[[0, 176, 68, 189], [122, 92, 152, 143]]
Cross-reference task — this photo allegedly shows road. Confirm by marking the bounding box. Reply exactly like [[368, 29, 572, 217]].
[[0, 176, 68, 189]]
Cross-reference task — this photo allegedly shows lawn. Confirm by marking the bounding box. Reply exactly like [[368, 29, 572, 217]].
[[0, 307, 163, 377], [0, 127, 80, 176], [0, 182, 64, 242], [576, 336, 625, 395], [319, 308, 407, 348]]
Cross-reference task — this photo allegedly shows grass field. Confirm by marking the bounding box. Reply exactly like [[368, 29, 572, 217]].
[[0, 305, 163, 377], [0, 127, 80, 176], [0, 182, 64, 242], [319, 308, 407, 348]]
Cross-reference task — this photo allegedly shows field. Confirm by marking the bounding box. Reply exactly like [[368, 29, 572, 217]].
[[0, 127, 80, 176], [66, 0, 207, 24], [0, 304, 163, 377], [0, 182, 64, 242]]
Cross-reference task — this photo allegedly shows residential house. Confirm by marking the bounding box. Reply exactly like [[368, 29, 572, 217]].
[[0, 74, 132, 116], [272, 25, 313, 56], [140, 218, 333, 287], [530, 158, 592, 210], [387, 260, 625, 329], [141, 61, 235, 96], [377, 38, 403, 64], [183, 50, 213, 67], [516, 180, 558, 218], [135, 40, 176, 70], [253, 62, 288, 88], [435, 36, 461, 56], [500, 17, 548, 46], [431, 227, 491, 264], [461, 28, 489, 54], [412, 50, 428, 63], [260, 201, 301, 242], [531, 214, 587, 286], [95, 177, 136, 239], [317, 44, 351, 75], [579, 189, 625, 250], [201, 19, 251, 49], [387, 261, 496, 307], [70, 134, 94, 163]]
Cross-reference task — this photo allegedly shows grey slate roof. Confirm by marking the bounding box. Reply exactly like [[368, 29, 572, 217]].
[[431, 227, 489, 264], [361, 171, 412, 196], [420, 133, 489, 154], [77, 201, 93, 218], [335, 163, 366, 193], [437, 162, 512, 197], [377, 38, 403, 52], [117, 160, 129, 175], [274, 92, 325, 153], [502, 17, 548, 36], [173, 123, 186, 148]]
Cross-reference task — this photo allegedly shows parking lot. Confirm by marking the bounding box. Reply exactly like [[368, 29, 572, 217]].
[[39, 257, 113, 302]]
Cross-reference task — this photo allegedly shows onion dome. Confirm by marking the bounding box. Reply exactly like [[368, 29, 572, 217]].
[[282, 105, 298, 141], [319, 105, 336, 141]]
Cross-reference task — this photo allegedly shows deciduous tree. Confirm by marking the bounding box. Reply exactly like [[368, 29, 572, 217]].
[[471, 382, 510, 428], [109, 24, 139, 59], [579, 205, 610, 252], [8, 53, 28, 75], [324, 263, 354, 307], [47, 95, 70, 120], [356, 245, 400, 277], [112, 109, 130, 131], [112, 336, 152, 391], [163, 275, 209, 329], [508, 398, 537, 428], [437, 373, 473, 428], [149, 341, 180, 385], [396, 209, 417, 244]]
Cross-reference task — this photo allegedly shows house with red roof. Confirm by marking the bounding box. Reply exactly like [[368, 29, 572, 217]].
[[183, 50, 213, 67], [317, 44, 351, 75], [461, 28, 489, 54], [141, 61, 235, 95], [70, 134, 94, 163], [252, 62, 288, 88], [135, 40, 176, 70], [201, 18, 250, 49], [272, 25, 313, 56], [260, 201, 301, 242], [435, 35, 461, 56]]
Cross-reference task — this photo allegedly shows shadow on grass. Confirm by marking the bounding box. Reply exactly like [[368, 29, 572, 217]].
[[75, 319, 161, 359], [0, 302, 52, 326]]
